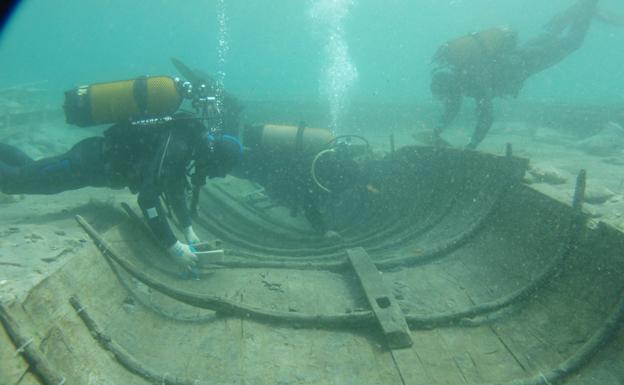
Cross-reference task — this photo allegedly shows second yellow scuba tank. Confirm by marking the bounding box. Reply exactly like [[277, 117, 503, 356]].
[[64, 76, 183, 127], [243, 124, 335, 155], [433, 26, 518, 68], [242, 124, 369, 194]]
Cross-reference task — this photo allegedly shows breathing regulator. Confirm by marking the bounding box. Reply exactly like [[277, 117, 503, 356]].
[[176, 79, 221, 125], [311, 134, 370, 193]]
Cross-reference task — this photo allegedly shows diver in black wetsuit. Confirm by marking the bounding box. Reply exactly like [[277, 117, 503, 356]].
[[431, 0, 601, 149], [234, 125, 364, 239], [0, 112, 243, 270]]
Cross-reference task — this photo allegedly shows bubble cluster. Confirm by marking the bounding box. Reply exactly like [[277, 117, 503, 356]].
[[309, 0, 359, 134], [215, 0, 229, 129]]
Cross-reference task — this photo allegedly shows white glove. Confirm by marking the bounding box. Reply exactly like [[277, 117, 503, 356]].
[[323, 230, 342, 241], [182, 226, 201, 244], [167, 241, 198, 271]]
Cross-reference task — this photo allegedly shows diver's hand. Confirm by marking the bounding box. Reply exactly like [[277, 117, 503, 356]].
[[182, 225, 201, 244], [167, 241, 198, 271], [323, 230, 342, 242], [433, 137, 451, 148], [432, 129, 450, 148], [465, 140, 478, 150]]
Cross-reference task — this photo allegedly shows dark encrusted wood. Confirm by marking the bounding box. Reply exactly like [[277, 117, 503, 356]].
[[347, 247, 413, 349]]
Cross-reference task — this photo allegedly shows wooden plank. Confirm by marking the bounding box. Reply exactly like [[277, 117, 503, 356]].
[[347, 247, 413, 349], [394, 329, 469, 385], [435, 262, 532, 383], [385, 260, 477, 385], [443, 258, 561, 379], [382, 264, 473, 385], [0, 321, 30, 385], [436, 321, 530, 384], [387, 259, 530, 385], [435, 327, 487, 385], [391, 346, 435, 385], [232, 270, 404, 385]]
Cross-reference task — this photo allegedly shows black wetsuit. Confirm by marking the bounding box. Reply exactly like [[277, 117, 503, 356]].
[[233, 140, 363, 234], [0, 114, 206, 247], [434, 0, 598, 148], [234, 148, 327, 233]]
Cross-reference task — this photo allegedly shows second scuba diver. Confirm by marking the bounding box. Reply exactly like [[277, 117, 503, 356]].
[[235, 124, 365, 240]]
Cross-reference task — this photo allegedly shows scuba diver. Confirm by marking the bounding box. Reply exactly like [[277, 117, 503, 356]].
[[430, 0, 603, 149], [0, 71, 243, 272], [235, 124, 365, 240]]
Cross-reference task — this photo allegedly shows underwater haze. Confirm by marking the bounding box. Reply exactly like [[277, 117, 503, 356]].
[[0, 0, 623, 108], [3, 2, 624, 384]]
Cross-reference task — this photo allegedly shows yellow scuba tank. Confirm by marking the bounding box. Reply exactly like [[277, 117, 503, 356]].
[[433, 26, 518, 68], [63, 76, 183, 127], [243, 124, 335, 155]]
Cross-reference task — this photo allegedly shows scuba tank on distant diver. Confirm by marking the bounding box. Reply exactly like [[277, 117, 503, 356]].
[[63, 75, 189, 127], [433, 26, 518, 69]]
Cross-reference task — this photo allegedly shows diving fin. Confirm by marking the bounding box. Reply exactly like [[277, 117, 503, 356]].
[[191, 68, 216, 88], [170, 57, 216, 89], [595, 9, 624, 26]]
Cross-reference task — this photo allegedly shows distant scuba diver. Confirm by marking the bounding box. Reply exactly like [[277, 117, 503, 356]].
[[0, 72, 243, 273], [430, 0, 603, 149]]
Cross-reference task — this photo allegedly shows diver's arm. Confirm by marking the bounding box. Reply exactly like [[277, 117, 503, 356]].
[[136, 142, 181, 248], [302, 192, 326, 234], [435, 93, 462, 135], [303, 193, 342, 241], [161, 131, 201, 244], [164, 172, 201, 244], [161, 129, 199, 239], [165, 172, 192, 229], [137, 181, 178, 248], [467, 97, 494, 149], [137, 176, 198, 269]]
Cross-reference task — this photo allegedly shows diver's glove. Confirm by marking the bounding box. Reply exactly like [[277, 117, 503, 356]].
[[182, 225, 201, 244], [465, 140, 479, 150], [431, 127, 450, 148], [167, 241, 198, 271], [323, 230, 342, 242]]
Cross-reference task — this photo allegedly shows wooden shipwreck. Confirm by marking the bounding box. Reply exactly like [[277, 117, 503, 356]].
[[1, 145, 623, 385]]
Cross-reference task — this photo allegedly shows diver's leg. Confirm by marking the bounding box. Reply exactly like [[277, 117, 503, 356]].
[[0, 144, 32, 192], [555, 0, 598, 52], [0, 143, 34, 166], [302, 191, 325, 234], [1, 137, 108, 195], [543, 0, 598, 34], [0, 161, 18, 186], [520, 0, 598, 75]]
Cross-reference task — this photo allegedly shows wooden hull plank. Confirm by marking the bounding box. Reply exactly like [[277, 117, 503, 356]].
[[348, 247, 413, 349]]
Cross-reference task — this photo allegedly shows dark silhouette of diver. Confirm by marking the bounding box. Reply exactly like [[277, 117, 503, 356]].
[[0, 113, 243, 271], [430, 0, 602, 149], [234, 125, 365, 240]]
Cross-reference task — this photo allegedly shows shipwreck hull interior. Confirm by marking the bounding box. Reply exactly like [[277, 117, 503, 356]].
[[1, 146, 624, 385]]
